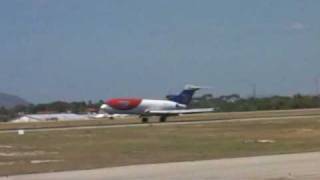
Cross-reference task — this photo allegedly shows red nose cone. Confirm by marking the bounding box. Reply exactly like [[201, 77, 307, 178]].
[[106, 98, 142, 110]]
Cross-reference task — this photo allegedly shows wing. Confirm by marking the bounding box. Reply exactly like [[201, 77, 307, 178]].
[[146, 108, 214, 116]]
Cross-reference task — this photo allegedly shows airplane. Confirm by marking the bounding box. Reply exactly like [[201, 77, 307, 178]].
[[100, 85, 214, 123]]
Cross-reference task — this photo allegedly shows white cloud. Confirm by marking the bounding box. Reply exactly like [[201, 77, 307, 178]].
[[290, 22, 306, 30]]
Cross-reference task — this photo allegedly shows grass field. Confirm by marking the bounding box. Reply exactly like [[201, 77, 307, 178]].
[[1, 112, 320, 176], [1, 108, 320, 131]]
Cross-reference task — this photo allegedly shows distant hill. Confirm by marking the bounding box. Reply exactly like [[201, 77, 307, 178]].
[[0, 93, 30, 108]]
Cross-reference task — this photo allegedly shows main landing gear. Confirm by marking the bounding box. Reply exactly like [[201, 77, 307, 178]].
[[142, 117, 149, 123], [160, 116, 167, 122], [141, 116, 167, 123]]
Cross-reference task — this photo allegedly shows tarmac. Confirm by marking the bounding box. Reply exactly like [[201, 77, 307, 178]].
[[1, 115, 320, 134], [2, 152, 320, 180]]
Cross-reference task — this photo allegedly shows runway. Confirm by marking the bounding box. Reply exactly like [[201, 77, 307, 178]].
[[1, 115, 320, 133], [2, 152, 320, 180]]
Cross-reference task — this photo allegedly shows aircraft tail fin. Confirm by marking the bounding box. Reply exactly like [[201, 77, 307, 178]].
[[166, 85, 203, 105]]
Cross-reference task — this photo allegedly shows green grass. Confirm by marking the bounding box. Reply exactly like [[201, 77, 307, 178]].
[[1, 115, 320, 176]]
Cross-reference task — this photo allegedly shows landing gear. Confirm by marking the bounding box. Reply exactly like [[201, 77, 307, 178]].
[[142, 117, 149, 123], [160, 116, 167, 122], [141, 116, 167, 123]]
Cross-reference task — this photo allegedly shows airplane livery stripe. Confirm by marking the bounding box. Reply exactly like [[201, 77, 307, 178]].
[[106, 98, 142, 110]]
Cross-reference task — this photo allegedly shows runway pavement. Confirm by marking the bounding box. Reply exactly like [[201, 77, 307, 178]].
[[1, 115, 320, 134], [2, 152, 320, 180]]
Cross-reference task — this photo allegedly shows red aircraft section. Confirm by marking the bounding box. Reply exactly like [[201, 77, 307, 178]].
[[106, 98, 142, 110]]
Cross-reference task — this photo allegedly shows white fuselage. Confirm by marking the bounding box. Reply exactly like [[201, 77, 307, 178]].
[[101, 99, 186, 115]]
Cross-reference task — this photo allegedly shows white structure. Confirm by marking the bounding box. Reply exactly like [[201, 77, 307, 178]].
[[11, 113, 90, 123]]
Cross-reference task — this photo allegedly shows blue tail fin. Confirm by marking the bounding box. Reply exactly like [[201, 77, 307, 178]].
[[166, 85, 201, 105]]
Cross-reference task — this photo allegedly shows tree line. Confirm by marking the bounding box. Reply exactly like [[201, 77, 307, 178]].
[[190, 94, 320, 112]]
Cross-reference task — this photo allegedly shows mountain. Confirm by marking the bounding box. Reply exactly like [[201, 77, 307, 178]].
[[0, 93, 30, 108]]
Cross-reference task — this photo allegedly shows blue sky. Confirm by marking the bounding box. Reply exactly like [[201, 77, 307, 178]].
[[0, 0, 319, 103]]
